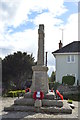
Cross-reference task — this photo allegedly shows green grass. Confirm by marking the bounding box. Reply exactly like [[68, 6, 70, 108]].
[[68, 99, 73, 104]]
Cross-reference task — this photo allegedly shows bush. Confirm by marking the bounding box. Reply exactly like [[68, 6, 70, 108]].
[[7, 90, 25, 97], [62, 76, 75, 85], [49, 82, 54, 89]]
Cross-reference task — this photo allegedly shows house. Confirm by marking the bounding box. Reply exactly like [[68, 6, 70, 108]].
[[52, 41, 80, 86]]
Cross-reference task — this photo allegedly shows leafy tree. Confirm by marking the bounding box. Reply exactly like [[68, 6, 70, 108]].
[[49, 71, 56, 83], [48, 71, 56, 89], [2, 51, 35, 92]]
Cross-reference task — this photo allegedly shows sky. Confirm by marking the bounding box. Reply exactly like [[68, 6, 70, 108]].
[[0, 0, 79, 76]]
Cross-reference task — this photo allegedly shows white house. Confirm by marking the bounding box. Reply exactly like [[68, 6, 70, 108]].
[[52, 41, 80, 86]]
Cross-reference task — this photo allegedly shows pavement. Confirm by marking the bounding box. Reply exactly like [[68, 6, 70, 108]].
[[0, 96, 80, 120]]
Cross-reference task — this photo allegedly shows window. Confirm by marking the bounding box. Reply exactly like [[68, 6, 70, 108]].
[[71, 55, 75, 62], [67, 55, 75, 63], [67, 74, 71, 76], [67, 55, 70, 63], [72, 74, 76, 78]]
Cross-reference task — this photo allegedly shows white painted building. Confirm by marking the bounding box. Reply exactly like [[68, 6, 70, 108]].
[[52, 41, 80, 86]]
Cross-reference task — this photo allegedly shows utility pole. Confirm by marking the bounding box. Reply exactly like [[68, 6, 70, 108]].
[[45, 52, 48, 66], [60, 28, 64, 46]]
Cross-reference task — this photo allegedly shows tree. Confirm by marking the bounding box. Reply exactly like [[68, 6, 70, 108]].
[[2, 51, 35, 92], [48, 71, 56, 89], [50, 71, 56, 83]]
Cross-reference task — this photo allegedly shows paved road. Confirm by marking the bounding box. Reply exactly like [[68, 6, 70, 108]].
[[0, 97, 80, 120]]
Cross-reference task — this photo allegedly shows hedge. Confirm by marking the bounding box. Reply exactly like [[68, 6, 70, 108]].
[[7, 90, 25, 97], [62, 76, 75, 85]]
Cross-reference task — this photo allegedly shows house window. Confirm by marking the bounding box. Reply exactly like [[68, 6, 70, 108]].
[[67, 55, 70, 63], [71, 55, 75, 62], [67, 74, 71, 76], [72, 74, 76, 77], [67, 55, 75, 63]]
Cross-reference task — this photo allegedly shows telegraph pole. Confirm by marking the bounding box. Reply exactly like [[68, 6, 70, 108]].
[[45, 52, 48, 66], [60, 28, 64, 46]]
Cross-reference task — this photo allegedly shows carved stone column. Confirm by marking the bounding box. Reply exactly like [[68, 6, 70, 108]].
[[37, 24, 44, 66], [31, 24, 49, 94]]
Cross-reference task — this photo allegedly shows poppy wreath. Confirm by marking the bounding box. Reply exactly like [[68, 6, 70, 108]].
[[51, 89, 53, 92], [33, 91, 44, 100], [56, 90, 63, 100], [25, 88, 31, 93]]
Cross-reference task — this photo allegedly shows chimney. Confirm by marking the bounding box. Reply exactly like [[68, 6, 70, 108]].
[[59, 40, 63, 49]]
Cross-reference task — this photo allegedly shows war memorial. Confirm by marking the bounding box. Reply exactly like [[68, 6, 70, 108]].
[[2, 24, 77, 120]]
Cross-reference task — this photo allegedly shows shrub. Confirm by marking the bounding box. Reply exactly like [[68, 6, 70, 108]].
[[49, 82, 54, 89], [7, 90, 25, 97], [62, 76, 75, 85], [53, 82, 61, 94]]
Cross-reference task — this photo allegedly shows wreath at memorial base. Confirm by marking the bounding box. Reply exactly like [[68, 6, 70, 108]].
[[33, 91, 44, 100], [56, 90, 63, 100], [25, 88, 31, 93]]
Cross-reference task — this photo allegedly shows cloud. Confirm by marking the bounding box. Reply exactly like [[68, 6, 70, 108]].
[[0, 0, 67, 29], [32, 12, 64, 52], [0, 28, 38, 59], [0, 0, 19, 31], [63, 13, 78, 46], [64, 0, 79, 2], [0, 0, 78, 75], [48, 66, 55, 76], [0, 0, 68, 56], [0, 45, 15, 58]]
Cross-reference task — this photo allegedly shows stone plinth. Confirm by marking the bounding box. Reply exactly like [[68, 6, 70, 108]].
[[31, 65, 49, 94], [34, 99, 42, 107]]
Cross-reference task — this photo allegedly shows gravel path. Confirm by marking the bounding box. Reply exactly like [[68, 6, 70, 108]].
[[0, 97, 80, 120]]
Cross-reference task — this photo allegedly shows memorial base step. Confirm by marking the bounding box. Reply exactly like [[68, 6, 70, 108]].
[[14, 98, 63, 107], [4, 100, 72, 114], [4, 105, 72, 114]]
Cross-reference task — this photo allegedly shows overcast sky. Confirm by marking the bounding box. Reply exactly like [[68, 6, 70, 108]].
[[0, 0, 79, 76]]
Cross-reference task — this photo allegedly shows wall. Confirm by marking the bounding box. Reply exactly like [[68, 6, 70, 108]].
[[78, 54, 80, 85]]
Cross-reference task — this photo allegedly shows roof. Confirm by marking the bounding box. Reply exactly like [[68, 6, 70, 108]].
[[52, 41, 80, 54]]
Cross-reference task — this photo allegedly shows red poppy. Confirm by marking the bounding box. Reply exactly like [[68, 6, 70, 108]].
[[33, 91, 44, 100], [25, 88, 31, 93], [51, 89, 53, 92]]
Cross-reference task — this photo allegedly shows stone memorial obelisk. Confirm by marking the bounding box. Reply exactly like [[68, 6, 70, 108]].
[[4, 24, 72, 115], [31, 24, 49, 94]]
